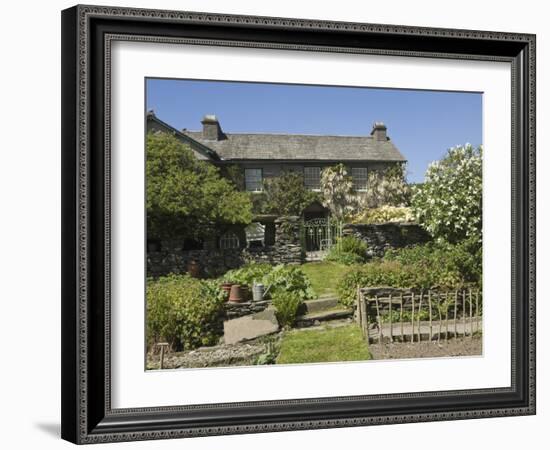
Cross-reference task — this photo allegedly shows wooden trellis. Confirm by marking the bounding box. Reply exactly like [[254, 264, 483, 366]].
[[356, 287, 482, 344]]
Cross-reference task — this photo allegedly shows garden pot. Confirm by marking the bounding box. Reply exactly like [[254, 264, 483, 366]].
[[228, 284, 243, 303], [220, 282, 233, 300], [240, 285, 251, 302], [186, 259, 201, 278]]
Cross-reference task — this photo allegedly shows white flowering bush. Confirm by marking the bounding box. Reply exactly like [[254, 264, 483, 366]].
[[411, 144, 482, 244], [363, 164, 411, 208], [320, 164, 360, 221], [351, 205, 415, 224]]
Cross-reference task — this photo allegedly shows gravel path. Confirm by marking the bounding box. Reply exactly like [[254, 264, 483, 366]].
[[369, 337, 482, 360]]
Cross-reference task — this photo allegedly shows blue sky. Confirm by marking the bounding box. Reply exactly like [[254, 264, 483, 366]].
[[146, 79, 482, 183]]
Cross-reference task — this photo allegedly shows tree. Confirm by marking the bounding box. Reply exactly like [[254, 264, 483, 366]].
[[320, 164, 359, 221], [362, 163, 411, 208], [261, 171, 320, 216], [146, 132, 253, 240], [411, 144, 482, 244]]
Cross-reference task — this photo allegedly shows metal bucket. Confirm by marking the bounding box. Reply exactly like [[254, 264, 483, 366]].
[[252, 283, 265, 302]]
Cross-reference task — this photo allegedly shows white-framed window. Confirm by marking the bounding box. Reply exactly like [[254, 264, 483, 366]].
[[352, 167, 368, 192], [245, 168, 263, 192], [304, 167, 321, 191], [219, 232, 240, 250]]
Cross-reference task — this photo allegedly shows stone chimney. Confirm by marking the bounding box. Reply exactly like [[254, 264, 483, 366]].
[[201, 115, 223, 140], [371, 122, 387, 141]]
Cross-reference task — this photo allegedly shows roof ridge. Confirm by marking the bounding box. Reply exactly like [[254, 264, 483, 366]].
[[184, 130, 377, 139]]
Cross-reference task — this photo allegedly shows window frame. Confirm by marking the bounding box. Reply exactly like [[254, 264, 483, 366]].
[[351, 167, 369, 192], [304, 166, 322, 191], [244, 168, 263, 192]]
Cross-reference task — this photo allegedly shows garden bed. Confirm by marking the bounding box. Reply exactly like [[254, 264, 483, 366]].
[[368, 336, 482, 361]]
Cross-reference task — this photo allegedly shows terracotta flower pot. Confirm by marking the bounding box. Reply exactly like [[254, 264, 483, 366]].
[[228, 284, 243, 303], [220, 282, 233, 300], [186, 260, 201, 278]]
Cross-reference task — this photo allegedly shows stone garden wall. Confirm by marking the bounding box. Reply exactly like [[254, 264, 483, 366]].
[[342, 222, 431, 257], [147, 216, 304, 278]]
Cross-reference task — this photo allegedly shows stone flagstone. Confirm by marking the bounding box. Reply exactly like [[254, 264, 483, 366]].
[[223, 307, 279, 345]]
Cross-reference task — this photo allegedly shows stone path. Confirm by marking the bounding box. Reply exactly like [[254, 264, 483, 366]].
[[223, 307, 279, 345]]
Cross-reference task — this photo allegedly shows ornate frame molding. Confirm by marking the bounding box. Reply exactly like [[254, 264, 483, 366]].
[[61, 5, 536, 444]]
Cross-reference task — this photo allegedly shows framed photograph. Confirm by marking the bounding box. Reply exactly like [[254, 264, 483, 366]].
[[61, 4, 536, 444]]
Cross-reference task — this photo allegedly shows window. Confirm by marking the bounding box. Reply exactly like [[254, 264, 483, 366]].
[[245, 168, 263, 192], [219, 232, 240, 249], [304, 167, 321, 191], [245, 222, 266, 248], [352, 167, 368, 191]]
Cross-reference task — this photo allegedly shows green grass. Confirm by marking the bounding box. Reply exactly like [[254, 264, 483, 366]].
[[301, 262, 353, 297], [276, 324, 371, 364]]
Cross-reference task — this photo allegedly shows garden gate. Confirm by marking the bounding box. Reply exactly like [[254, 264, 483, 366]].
[[301, 217, 342, 253]]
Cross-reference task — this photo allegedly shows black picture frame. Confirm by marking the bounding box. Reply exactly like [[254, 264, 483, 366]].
[[61, 4, 536, 444]]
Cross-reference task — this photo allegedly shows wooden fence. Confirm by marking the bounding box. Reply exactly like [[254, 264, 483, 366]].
[[356, 287, 482, 344]]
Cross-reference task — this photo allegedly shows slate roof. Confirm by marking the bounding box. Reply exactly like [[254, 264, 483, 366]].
[[146, 113, 220, 161], [148, 112, 406, 162], [182, 131, 406, 162]]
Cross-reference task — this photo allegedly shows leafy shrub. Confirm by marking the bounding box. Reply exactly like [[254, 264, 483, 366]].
[[337, 259, 468, 308], [411, 144, 482, 244], [262, 171, 321, 216], [222, 263, 272, 286], [384, 239, 481, 287], [263, 264, 316, 300], [325, 235, 367, 265], [272, 292, 303, 328], [222, 263, 315, 300], [147, 274, 224, 351], [352, 206, 414, 224], [325, 251, 365, 265]]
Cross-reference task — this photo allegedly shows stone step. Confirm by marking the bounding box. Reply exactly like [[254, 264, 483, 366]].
[[303, 296, 339, 314], [295, 308, 353, 328]]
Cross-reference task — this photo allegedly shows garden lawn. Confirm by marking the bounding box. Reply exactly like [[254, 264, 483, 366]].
[[301, 262, 353, 297], [276, 324, 370, 364]]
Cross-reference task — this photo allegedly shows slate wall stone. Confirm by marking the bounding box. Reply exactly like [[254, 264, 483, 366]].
[[342, 222, 431, 258], [147, 216, 304, 277]]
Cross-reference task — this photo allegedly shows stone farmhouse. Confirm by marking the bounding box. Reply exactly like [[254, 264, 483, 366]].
[[147, 111, 405, 194], [146, 112, 424, 276]]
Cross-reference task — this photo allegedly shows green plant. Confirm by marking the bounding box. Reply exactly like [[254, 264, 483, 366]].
[[325, 235, 367, 265], [411, 144, 482, 244], [325, 251, 365, 265], [262, 264, 316, 300], [222, 263, 273, 286], [336, 257, 468, 308], [146, 274, 224, 351], [272, 292, 303, 328], [146, 132, 253, 241], [384, 239, 481, 287], [254, 337, 281, 365], [261, 171, 321, 216]]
